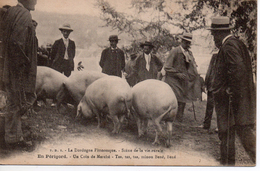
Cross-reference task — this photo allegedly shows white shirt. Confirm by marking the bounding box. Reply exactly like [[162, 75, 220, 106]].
[[144, 53, 151, 71], [63, 38, 69, 60]]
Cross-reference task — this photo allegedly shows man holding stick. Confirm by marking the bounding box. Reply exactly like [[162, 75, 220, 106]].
[[208, 16, 256, 165]]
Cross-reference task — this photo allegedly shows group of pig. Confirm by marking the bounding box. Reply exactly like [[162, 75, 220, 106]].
[[35, 66, 178, 147]]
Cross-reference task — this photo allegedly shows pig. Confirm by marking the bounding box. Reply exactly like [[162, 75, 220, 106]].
[[77, 76, 132, 134], [56, 70, 107, 111], [131, 79, 178, 147], [36, 66, 68, 105]]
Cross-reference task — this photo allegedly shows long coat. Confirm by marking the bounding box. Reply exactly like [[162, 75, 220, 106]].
[[212, 36, 256, 131], [133, 53, 163, 82], [2, 4, 37, 93], [51, 38, 75, 72], [164, 46, 201, 103]]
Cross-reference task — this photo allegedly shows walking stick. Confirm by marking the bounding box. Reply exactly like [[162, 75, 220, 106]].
[[226, 92, 232, 164], [192, 101, 197, 121]]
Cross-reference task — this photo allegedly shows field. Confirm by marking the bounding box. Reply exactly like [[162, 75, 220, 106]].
[[0, 98, 254, 166]]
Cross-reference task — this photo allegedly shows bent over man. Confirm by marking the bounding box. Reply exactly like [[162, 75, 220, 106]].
[[164, 33, 201, 123]]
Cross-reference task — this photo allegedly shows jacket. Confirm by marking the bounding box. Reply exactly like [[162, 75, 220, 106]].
[[164, 46, 201, 102], [51, 38, 75, 72], [133, 53, 163, 82], [99, 47, 125, 77]]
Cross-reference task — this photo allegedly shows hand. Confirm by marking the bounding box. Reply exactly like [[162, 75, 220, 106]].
[[226, 87, 232, 95], [123, 72, 128, 78], [176, 73, 187, 80]]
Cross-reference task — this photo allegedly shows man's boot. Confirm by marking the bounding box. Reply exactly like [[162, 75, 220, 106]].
[[176, 102, 186, 122]]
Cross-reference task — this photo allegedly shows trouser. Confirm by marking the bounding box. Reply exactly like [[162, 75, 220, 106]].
[[218, 125, 256, 165], [54, 59, 72, 77], [176, 102, 186, 122], [4, 86, 36, 144], [203, 91, 214, 128]]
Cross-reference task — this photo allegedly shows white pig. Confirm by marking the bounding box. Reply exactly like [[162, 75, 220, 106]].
[[36, 66, 68, 104], [131, 79, 178, 147], [77, 76, 132, 134], [56, 71, 107, 110]]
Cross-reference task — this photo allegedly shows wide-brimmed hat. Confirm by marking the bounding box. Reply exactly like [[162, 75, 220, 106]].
[[140, 41, 155, 48], [108, 35, 120, 41], [59, 23, 73, 31], [179, 32, 192, 42], [207, 16, 234, 30]]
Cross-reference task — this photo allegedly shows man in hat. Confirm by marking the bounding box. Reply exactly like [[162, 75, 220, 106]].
[[51, 23, 75, 77], [99, 35, 125, 77], [1, 0, 38, 151], [133, 41, 163, 82], [164, 32, 200, 123], [208, 16, 255, 165], [123, 53, 138, 87]]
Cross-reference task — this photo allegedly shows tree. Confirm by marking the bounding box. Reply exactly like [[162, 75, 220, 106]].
[[96, 0, 256, 69]]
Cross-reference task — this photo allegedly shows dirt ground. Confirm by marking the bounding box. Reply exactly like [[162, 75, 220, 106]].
[[0, 99, 254, 166]]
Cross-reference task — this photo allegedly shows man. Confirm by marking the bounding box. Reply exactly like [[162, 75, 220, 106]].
[[164, 33, 201, 123], [51, 23, 75, 77], [208, 16, 256, 165], [99, 35, 125, 77], [133, 41, 163, 82], [0, 5, 11, 91], [123, 53, 138, 87], [198, 51, 218, 130], [1, 0, 38, 150]]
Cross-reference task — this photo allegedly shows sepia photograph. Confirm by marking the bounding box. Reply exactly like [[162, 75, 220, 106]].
[[0, 0, 257, 167]]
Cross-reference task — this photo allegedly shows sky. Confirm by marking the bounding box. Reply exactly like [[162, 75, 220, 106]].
[[1, 0, 133, 15]]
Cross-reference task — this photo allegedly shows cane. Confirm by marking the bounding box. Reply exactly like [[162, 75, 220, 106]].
[[226, 91, 232, 164], [192, 101, 197, 121]]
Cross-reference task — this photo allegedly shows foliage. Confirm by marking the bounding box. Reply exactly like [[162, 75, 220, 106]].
[[96, 0, 257, 68]]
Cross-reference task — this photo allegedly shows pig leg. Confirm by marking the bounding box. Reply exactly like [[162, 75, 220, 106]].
[[152, 118, 163, 145], [136, 117, 143, 137], [118, 114, 125, 133], [110, 114, 120, 134], [131, 107, 143, 137], [166, 121, 173, 148], [143, 119, 149, 135], [91, 107, 101, 129]]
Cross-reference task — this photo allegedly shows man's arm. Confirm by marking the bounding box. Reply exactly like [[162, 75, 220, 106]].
[[50, 40, 58, 61], [99, 49, 106, 68], [164, 51, 179, 74], [153, 55, 163, 71], [120, 51, 125, 71], [225, 42, 247, 93], [8, 9, 31, 68], [71, 41, 76, 59]]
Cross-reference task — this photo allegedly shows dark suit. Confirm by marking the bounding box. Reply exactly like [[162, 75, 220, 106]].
[[133, 53, 163, 82], [99, 47, 125, 77], [212, 36, 256, 165], [51, 38, 75, 77]]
